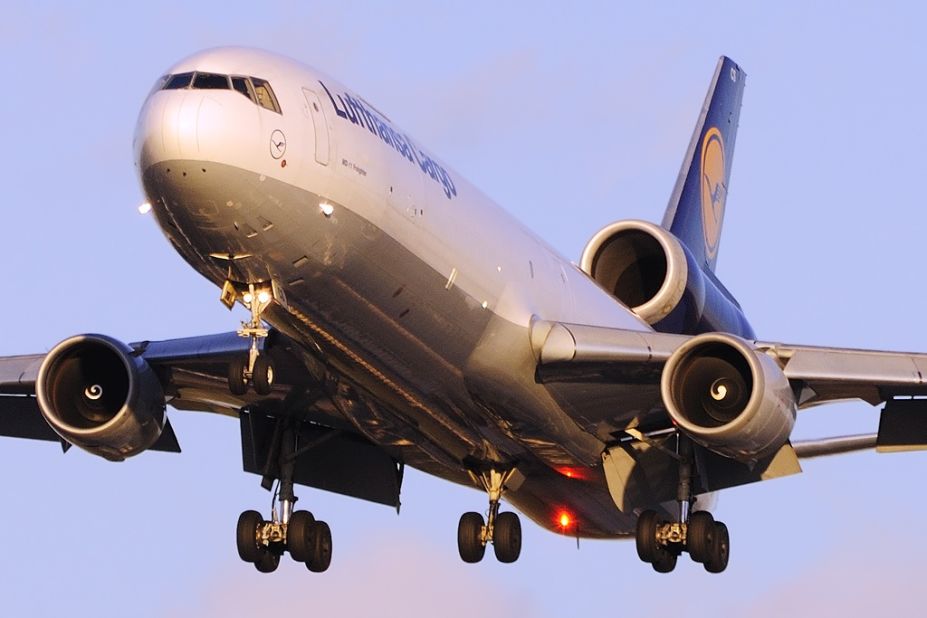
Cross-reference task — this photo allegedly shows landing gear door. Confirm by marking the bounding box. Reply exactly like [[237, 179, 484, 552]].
[[302, 88, 330, 166]]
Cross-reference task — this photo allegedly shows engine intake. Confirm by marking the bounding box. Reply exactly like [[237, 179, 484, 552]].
[[580, 220, 753, 338], [36, 335, 165, 461], [660, 332, 796, 462]]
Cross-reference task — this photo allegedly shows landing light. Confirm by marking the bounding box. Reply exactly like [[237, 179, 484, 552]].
[[243, 292, 253, 304], [319, 202, 334, 217], [257, 291, 271, 304], [138, 202, 152, 215]]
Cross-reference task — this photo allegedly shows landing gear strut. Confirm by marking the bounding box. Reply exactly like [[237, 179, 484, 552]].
[[227, 283, 276, 396], [634, 435, 730, 573], [235, 418, 332, 573], [457, 468, 522, 564]]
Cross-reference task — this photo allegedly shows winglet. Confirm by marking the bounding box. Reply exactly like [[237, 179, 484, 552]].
[[661, 56, 746, 272]]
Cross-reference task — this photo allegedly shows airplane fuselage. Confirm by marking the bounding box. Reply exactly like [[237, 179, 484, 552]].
[[134, 47, 667, 537]]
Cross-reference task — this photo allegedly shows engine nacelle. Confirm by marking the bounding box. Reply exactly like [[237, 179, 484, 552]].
[[580, 220, 753, 338], [660, 332, 796, 462], [36, 335, 166, 461]]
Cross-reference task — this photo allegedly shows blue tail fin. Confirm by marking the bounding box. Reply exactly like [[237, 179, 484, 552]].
[[661, 56, 745, 272]]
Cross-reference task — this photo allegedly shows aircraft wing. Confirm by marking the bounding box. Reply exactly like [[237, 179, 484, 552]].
[[0, 331, 403, 506], [533, 319, 927, 408], [531, 319, 927, 510], [534, 318, 927, 461]]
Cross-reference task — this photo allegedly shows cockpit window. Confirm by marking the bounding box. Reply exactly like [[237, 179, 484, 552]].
[[231, 76, 256, 104], [193, 72, 230, 89], [158, 71, 281, 114], [251, 78, 281, 114], [163, 72, 194, 89], [147, 75, 170, 97]]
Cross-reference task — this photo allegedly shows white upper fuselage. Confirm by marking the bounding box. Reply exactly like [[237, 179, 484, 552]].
[[133, 47, 658, 536], [135, 47, 644, 331]]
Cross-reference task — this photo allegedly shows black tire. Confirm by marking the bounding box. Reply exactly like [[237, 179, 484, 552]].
[[228, 356, 248, 396], [254, 549, 280, 573], [704, 521, 730, 573], [687, 511, 715, 564], [493, 511, 522, 563], [635, 510, 658, 563], [287, 510, 316, 563], [236, 510, 264, 563], [306, 520, 332, 573], [252, 355, 275, 396], [457, 512, 486, 563], [651, 544, 678, 573]]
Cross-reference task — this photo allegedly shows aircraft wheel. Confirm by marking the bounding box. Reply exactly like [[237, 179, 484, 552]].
[[651, 545, 678, 573], [253, 355, 275, 396], [228, 356, 248, 396], [493, 511, 522, 563], [635, 510, 658, 563], [306, 521, 332, 573], [254, 548, 280, 573], [686, 511, 715, 564], [704, 522, 730, 573], [236, 510, 264, 563], [287, 510, 316, 563], [457, 512, 486, 563]]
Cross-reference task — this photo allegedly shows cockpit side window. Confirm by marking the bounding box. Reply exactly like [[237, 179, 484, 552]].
[[231, 76, 256, 104], [163, 72, 194, 89], [148, 75, 170, 96], [251, 78, 282, 114], [193, 72, 231, 89]]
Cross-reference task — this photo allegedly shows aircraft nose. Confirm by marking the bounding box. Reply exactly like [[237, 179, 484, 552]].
[[134, 89, 261, 173], [134, 91, 201, 171]]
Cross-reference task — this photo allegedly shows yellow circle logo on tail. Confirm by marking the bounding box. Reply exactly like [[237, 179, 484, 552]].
[[700, 127, 726, 261]]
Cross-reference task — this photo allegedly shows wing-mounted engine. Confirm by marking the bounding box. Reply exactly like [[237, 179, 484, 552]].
[[660, 332, 797, 462], [579, 220, 753, 338], [36, 335, 166, 461]]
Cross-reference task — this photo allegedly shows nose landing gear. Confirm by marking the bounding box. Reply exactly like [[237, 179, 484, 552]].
[[226, 282, 276, 396], [457, 468, 523, 564]]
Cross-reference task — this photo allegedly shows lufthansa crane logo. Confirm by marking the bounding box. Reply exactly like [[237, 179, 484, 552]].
[[700, 127, 726, 260], [270, 129, 287, 159]]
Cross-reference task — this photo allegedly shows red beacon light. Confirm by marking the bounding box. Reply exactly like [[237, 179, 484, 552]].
[[556, 510, 575, 531], [555, 466, 589, 481]]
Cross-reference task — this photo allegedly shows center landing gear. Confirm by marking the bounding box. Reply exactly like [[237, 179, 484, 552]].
[[457, 469, 522, 564], [226, 283, 276, 396], [235, 418, 332, 573], [634, 436, 730, 574]]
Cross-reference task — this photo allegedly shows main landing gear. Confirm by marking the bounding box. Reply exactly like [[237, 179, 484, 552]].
[[457, 469, 523, 564], [634, 437, 730, 573], [227, 283, 276, 396], [236, 418, 332, 573]]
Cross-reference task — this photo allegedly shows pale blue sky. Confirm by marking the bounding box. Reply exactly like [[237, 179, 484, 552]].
[[3, 2, 927, 616]]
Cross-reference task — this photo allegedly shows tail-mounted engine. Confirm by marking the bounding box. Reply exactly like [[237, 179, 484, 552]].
[[660, 332, 797, 462], [580, 220, 753, 338], [36, 335, 166, 461]]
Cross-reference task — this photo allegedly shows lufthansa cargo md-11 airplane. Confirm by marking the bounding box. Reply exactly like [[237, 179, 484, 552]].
[[2, 48, 923, 574]]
